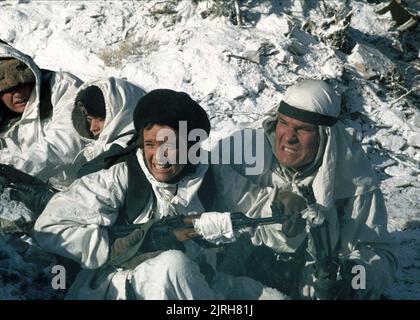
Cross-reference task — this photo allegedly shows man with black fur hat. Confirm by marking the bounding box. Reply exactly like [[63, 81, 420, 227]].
[[0, 42, 85, 189], [34, 88, 289, 300], [32, 89, 246, 299]]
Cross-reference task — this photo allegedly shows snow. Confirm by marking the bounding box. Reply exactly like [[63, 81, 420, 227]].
[[1, 0, 419, 299]]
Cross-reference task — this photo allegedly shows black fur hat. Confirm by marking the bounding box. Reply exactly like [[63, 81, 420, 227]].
[[75, 85, 106, 118], [133, 89, 210, 136]]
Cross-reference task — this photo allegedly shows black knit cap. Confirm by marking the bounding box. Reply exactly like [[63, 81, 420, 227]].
[[133, 89, 210, 136], [75, 85, 106, 118]]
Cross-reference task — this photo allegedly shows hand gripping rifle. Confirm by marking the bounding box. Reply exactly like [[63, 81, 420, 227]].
[[298, 187, 342, 283], [107, 209, 287, 266]]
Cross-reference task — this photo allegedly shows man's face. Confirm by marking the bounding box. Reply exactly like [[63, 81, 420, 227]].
[[275, 113, 319, 170], [0, 83, 34, 113], [86, 116, 105, 137], [143, 124, 186, 183]]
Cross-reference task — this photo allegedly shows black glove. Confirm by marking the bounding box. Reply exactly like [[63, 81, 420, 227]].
[[0, 176, 9, 193], [0, 217, 34, 235], [273, 190, 307, 237], [9, 183, 55, 216], [0, 138, 6, 150], [313, 260, 357, 300]]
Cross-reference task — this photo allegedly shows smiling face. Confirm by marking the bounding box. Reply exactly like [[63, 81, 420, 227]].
[[0, 83, 34, 114], [143, 124, 186, 183], [275, 113, 319, 170]]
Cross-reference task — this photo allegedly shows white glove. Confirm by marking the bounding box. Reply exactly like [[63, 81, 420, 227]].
[[193, 212, 236, 245]]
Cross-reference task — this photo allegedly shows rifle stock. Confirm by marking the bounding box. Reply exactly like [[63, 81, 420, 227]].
[[0, 164, 56, 190]]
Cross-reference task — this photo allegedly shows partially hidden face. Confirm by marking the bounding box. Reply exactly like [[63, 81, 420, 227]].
[[143, 124, 187, 183], [275, 113, 319, 170], [0, 83, 34, 113], [86, 116, 105, 137]]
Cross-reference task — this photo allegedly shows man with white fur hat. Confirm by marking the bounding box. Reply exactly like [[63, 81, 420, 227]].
[[0, 42, 85, 190], [209, 79, 398, 299]]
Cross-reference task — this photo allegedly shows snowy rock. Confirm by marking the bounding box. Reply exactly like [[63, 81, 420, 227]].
[[384, 165, 416, 177], [350, 1, 392, 37], [347, 43, 396, 80], [256, 14, 290, 36], [289, 28, 318, 46], [413, 114, 420, 128], [371, 155, 397, 170], [383, 176, 417, 188], [375, 130, 406, 152], [286, 39, 307, 56], [407, 134, 420, 148], [377, 108, 412, 133], [2, 29, 16, 44], [224, 85, 248, 101], [75, 4, 86, 11], [406, 146, 420, 162]]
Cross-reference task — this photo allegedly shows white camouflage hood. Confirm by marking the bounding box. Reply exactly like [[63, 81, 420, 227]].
[[72, 77, 146, 162], [265, 79, 379, 209], [0, 43, 43, 144]]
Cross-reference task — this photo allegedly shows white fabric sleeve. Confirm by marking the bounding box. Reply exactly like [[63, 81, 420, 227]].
[[210, 163, 305, 252], [34, 163, 128, 269]]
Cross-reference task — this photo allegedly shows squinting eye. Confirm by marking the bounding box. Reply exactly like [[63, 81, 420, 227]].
[[298, 127, 316, 134]]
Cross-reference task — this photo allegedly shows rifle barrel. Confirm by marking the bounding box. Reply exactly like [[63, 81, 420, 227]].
[[110, 212, 287, 238], [230, 212, 286, 229]]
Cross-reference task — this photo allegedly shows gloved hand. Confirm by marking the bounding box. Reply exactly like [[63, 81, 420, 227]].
[[272, 190, 307, 237], [109, 229, 145, 261], [9, 183, 55, 216], [313, 278, 354, 300], [0, 176, 9, 193], [192, 212, 236, 245], [313, 260, 357, 300], [0, 217, 34, 235]]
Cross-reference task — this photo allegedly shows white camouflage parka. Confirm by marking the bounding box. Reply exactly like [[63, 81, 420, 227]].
[[70, 77, 146, 173], [210, 83, 398, 299], [0, 43, 85, 189], [34, 148, 213, 299]]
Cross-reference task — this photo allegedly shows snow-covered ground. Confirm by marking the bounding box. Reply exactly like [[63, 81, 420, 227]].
[[0, 0, 419, 299]]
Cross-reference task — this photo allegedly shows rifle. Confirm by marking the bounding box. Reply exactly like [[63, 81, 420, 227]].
[[298, 186, 343, 290], [110, 211, 286, 238], [309, 221, 341, 280], [0, 164, 57, 191], [108, 209, 287, 265]]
